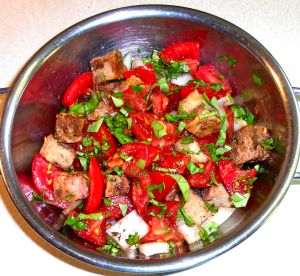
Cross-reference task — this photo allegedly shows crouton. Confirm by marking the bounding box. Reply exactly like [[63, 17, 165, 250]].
[[40, 135, 76, 170], [53, 172, 89, 203], [105, 174, 130, 197], [201, 185, 233, 208], [183, 189, 212, 226], [55, 113, 86, 143]]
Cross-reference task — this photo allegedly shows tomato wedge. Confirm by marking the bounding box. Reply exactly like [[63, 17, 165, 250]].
[[32, 154, 65, 208], [103, 195, 134, 220], [62, 72, 93, 106], [123, 64, 157, 84], [83, 157, 105, 213]]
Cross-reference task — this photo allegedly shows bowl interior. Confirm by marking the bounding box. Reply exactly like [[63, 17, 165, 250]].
[[5, 6, 296, 273]]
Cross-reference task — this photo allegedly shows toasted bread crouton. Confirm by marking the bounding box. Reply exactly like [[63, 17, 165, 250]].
[[90, 50, 126, 89], [201, 185, 233, 208], [55, 113, 86, 143], [183, 189, 212, 226], [40, 135, 76, 170], [53, 172, 89, 203], [105, 174, 130, 197], [180, 91, 221, 138]]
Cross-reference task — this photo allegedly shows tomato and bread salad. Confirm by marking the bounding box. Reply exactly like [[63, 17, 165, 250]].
[[24, 42, 281, 257]]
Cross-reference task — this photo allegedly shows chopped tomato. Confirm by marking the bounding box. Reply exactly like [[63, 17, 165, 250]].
[[187, 160, 222, 188], [225, 106, 234, 139], [83, 157, 105, 213], [148, 171, 177, 201], [123, 64, 156, 84], [196, 133, 219, 148], [120, 142, 159, 177], [130, 112, 178, 149], [62, 72, 93, 106], [107, 153, 124, 169], [103, 196, 134, 219], [156, 149, 191, 174], [166, 91, 181, 113], [184, 58, 199, 74], [180, 82, 196, 99], [194, 64, 232, 99], [159, 41, 200, 63], [131, 182, 150, 215], [141, 217, 184, 243], [32, 154, 65, 209], [149, 90, 169, 115], [122, 87, 147, 112], [218, 160, 257, 195]]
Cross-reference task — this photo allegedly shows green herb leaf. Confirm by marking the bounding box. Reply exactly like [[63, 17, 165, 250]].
[[98, 237, 120, 256], [167, 174, 190, 202], [136, 158, 146, 170], [210, 172, 221, 186], [198, 111, 218, 120], [78, 156, 89, 171], [82, 136, 93, 147], [252, 73, 263, 85], [228, 58, 237, 67], [181, 136, 194, 144], [261, 137, 284, 153], [230, 104, 255, 125], [215, 145, 232, 155], [199, 221, 219, 241], [87, 118, 104, 133], [215, 115, 227, 146], [103, 197, 114, 206], [113, 167, 124, 176], [218, 54, 230, 61], [77, 212, 104, 221], [69, 93, 101, 116], [148, 199, 167, 218], [31, 191, 53, 205], [147, 183, 165, 199], [126, 232, 140, 246], [120, 152, 133, 162], [119, 203, 128, 216], [111, 95, 124, 107], [210, 97, 221, 115], [165, 112, 196, 122], [187, 162, 204, 174], [151, 121, 167, 138], [158, 77, 169, 92], [231, 192, 251, 208], [65, 215, 88, 231], [131, 85, 145, 93], [179, 207, 196, 227], [204, 201, 219, 213], [168, 241, 176, 256], [152, 164, 177, 174], [178, 121, 186, 132]]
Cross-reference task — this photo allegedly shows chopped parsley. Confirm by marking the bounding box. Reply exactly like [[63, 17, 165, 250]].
[[31, 191, 53, 205], [199, 221, 219, 241], [98, 237, 120, 256], [204, 201, 219, 213], [126, 233, 140, 246], [65, 215, 88, 231], [231, 104, 255, 125], [252, 73, 263, 85], [261, 137, 284, 153], [151, 121, 167, 138], [148, 199, 167, 218], [168, 241, 176, 256], [187, 162, 204, 174], [147, 183, 165, 199]]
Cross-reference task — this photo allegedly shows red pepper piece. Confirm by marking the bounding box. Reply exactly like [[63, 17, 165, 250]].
[[123, 64, 157, 84], [83, 157, 105, 213], [31, 153, 65, 208], [159, 41, 200, 63], [218, 160, 257, 195], [62, 72, 93, 106]]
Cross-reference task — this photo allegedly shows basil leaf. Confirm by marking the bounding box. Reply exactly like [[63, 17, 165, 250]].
[[152, 164, 177, 174], [210, 172, 221, 186], [179, 207, 196, 227], [168, 241, 176, 256], [228, 58, 237, 67], [98, 237, 120, 256], [181, 136, 194, 144], [82, 136, 93, 147], [87, 118, 104, 133], [167, 174, 190, 202], [148, 199, 167, 218], [261, 137, 284, 153], [112, 128, 134, 144], [119, 203, 128, 216], [231, 192, 251, 208], [178, 121, 186, 132], [31, 191, 53, 205], [198, 111, 218, 120], [165, 112, 196, 122], [126, 232, 140, 246], [158, 77, 169, 92], [65, 215, 88, 231], [151, 121, 167, 138], [78, 156, 89, 171], [215, 115, 227, 146], [210, 96, 221, 115], [69, 93, 101, 116], [103, 197, 114, 206], [120, 152, 133, 162], [215, 145, 232, 155], [187, 162, 204, 174], [147, 183, 165, 199], [77, 212, 104, 221], [131, 85, 145, 93], [199, 221, 219, 241], [252, 73, 263, 85], [136, 158, 146, 170], [204, 201, 218, 213], [113, 167, 124, 176], [230, 104, 255, 125], [111, 95, 124, 107]]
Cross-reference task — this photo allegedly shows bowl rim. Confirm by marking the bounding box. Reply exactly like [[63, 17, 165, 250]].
[[1, 4, 299, 274]]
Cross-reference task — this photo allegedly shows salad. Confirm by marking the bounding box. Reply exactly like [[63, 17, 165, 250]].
[[27, 42, 279, 258]]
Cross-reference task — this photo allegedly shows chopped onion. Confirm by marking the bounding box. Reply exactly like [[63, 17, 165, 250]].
[[63, 200, 82, 216], [174, 140, 208, 163], [189, 241, 203, 252], [171, 74, 193, 86], [202, 207, 236, 227], [123, 51, 132, 70], [217, 95, 234, 107], [176, 220, 201, 245], [139, 242, 169, 257], [234, 119, 247, 131], [132, 57, 144, 68]]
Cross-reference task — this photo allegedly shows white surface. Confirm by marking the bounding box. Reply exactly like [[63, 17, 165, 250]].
[[1, 1, 300, 276]]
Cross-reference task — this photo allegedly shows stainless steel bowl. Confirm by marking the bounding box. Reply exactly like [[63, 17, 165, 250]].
[[1, 5, 300, 274]]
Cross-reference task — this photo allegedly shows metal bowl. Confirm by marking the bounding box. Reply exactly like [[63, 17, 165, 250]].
[[1, 5, 299, 274]]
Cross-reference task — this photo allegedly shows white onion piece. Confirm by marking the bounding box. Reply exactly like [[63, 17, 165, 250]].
[[139, 242, 169, 257], [217, 95, 234, 107], [123, 51, 132, 70], [202, 207, 236, 227], [170, 74, 194, 86], [106, 210, 149, 250], [132, 57, 144, 68], [63, 200, 82, 216], [174, 140, 208, 163], [176, 220, 201, 245], [189, 241, 203, 252], [234, 119, 247, 132], [126, 248, 138, 259]]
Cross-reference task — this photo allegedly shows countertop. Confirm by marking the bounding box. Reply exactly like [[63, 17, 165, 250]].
[[0, 1, 300, 275]]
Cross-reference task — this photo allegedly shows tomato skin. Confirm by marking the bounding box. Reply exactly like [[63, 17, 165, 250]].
[[83, 157, 105, 213], [149, 171, 177, 201], [103, 195, 134, 220], [187, 160, 222, 188], [159, 41, 200, 63], [150, 90, 169, 115], [180, 82, 195, 99], [130, 112, 178, 149], [123, 64, 156, 84], [156, 149, 191, 174], [141, 217, 184, 243], [120, 142, 160, 178], [31, 154, 66, 208], [62, 72, 93, 106], [225, 107, 234, 140], [194, 64, 232, 99], [166, 91, 181, 113], [123, 87, 148, 112], [218, 160, 257, 195], [131, 182, 150, 215], [196, 132, 219, 148]]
